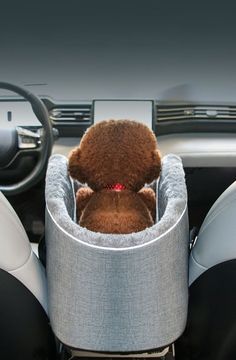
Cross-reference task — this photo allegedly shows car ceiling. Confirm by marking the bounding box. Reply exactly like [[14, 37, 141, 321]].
[[0, 0, 236, 102]]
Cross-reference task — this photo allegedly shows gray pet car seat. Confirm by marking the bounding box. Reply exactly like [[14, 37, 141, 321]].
[[45, 153, 189, 353]]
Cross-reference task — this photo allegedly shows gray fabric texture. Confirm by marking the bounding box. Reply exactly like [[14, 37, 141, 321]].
[[45, 153, 189, 352]]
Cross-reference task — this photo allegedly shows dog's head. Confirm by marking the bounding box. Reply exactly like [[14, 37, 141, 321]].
[[68, 119, 161, 191]]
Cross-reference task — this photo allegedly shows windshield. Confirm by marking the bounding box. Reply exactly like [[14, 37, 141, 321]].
[[0, 0, 236, 102]]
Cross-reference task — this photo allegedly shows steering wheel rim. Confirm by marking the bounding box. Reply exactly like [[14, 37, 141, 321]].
[[0, 82, 53, 195]]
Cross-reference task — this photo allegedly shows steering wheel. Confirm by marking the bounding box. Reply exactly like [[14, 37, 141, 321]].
[[0, 82, 53, 195]]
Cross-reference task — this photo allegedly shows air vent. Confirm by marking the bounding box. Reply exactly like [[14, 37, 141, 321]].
[[156, 104, 236, 122], [49, 104, 92, 125]]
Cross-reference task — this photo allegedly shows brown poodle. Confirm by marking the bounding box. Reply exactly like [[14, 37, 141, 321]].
[[68, 119, 161, 234]]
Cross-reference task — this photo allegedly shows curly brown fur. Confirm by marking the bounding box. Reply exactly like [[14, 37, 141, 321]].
[[80, 190, 154, 234], [68, 120, 161, 192], [76, 187, 94, 220], [68, 119, 161, 234], [138, 187, 157, 221]]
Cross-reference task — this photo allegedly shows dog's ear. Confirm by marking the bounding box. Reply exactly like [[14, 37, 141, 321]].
[[68, 147, 82, 180], [152, 149, 162, 177]]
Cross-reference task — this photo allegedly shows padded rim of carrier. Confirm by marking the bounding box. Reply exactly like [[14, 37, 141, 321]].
[[45, 153, 187, 249]]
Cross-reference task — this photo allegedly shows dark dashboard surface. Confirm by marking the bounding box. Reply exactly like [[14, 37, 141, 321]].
[[0, 1, 236, 102]]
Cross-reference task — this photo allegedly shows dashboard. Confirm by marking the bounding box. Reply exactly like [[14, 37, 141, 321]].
[[0, 100, 40, 128], [2, 98, 236, 168]]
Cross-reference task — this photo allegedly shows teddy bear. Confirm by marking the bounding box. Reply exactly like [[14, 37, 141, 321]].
[[68, 119, 161, 234]]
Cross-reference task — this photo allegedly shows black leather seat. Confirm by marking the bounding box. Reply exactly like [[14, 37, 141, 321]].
[[0, 191, 56, 360], [176, 181, 236, 360]]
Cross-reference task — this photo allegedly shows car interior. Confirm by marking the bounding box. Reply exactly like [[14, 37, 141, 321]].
[[1, 1, 236, 359], [1, 83, 236, 360]]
